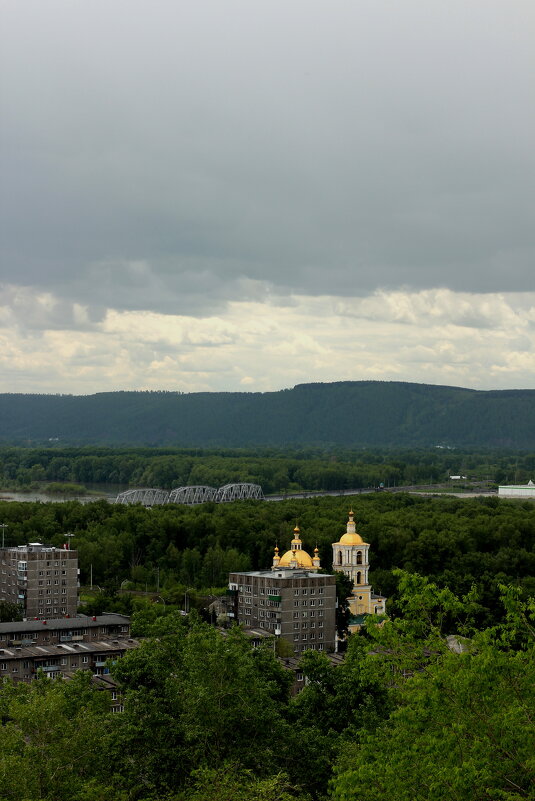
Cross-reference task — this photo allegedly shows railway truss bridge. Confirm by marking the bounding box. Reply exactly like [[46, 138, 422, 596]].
[[115, 482, 264, 507]]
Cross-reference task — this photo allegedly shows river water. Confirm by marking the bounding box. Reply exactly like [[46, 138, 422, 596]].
[[0, 483, 128, 504]]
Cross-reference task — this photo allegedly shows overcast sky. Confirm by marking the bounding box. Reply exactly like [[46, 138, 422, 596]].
[[1, 0, 534, 394]]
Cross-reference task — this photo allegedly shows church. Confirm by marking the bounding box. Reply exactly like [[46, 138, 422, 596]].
[[332, 510, 387, 632]]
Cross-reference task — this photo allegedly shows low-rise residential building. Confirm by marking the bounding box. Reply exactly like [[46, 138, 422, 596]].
[[0, 613, 131, 647], [0, 636, 139, 683]]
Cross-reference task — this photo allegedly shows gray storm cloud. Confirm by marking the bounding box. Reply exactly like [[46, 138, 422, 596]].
[[1, 0, 534, 318]]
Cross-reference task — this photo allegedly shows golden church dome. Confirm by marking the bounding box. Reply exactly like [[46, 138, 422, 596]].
[[278, 548, 314, 568], [272, 524, 319, 570], [338, 510, 367, 545]]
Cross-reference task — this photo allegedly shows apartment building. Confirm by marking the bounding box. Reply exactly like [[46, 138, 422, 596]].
[[0, 636, 139, 683], [0, 613, 131, 647], [227, 569, 336, 655], [0, 542, 79, 619]]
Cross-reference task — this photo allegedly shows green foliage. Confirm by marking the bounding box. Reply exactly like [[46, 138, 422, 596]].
[[330, 578, 535, 801], [1, 488, 533, 627], [0, 672, 111, 801], [2, 382, 535, 447], [0, 600, 23, 622], [178, 765, 311, 801]]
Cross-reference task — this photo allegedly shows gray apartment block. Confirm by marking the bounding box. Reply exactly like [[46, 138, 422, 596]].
[[0, 637, 139, 683], [228, 569, 337, 655], [0, 613, 131, 647], [0, 542, 79, 619]]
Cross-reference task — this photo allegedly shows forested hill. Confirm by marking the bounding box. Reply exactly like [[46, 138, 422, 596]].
[[0, 381, 534, 448]]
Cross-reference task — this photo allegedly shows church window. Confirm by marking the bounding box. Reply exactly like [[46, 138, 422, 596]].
[[357, 551, 362, 565], [356, 572, 361, 585], [337, 551, 342, 565]]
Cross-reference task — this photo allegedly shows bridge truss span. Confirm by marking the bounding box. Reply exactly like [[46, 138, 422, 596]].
[[115, 488, 170, 506], [168, 486, 217, 505], [215, 483, 264, 502]]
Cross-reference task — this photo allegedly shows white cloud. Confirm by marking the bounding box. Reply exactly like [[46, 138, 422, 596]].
[[1, 286, 535, 393]]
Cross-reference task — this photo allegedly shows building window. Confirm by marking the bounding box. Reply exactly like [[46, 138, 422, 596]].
[[82, 656, 88, 664], [294, 601, 299, 607], [0, 663, 6, 670], [318, 599, 324, 606], [293, 612, 299, 619], [318, 587, 324, 594], [318, 644, 324, 651], [294, 622, 300, 629], [294, 634, 300, 641], [294, 590, 299, 596]]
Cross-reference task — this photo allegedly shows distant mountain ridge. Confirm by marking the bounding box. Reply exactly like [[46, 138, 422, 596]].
[[0, 381, 534, 448]]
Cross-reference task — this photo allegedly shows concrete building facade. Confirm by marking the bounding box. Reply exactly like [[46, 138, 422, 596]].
[[0, 542, 79, 619], [498, 480, 535, 498], [0, 613, 131, 647], [228, 526, 336, 655]]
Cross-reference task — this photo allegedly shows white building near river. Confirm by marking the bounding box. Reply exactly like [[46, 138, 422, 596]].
[[498, 480, 535, 498]]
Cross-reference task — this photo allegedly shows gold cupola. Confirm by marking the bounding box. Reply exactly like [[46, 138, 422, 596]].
[[273, 525, 319, 570], [338, 510, 366, 546]]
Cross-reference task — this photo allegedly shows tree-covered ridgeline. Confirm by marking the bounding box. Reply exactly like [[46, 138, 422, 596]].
[[2, 381, 535, 447], [0, 576, 533, 800], [1, 444, 535, 493], [0, 492, 533, 626]]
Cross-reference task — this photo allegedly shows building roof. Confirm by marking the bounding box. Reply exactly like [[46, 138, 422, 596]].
[[0, 613, 130, 634], [0, 637, 139, 660], [230, 569, 334, 579]]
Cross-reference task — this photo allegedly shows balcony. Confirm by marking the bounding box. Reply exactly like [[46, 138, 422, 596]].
[[268, 594, 281, 602]]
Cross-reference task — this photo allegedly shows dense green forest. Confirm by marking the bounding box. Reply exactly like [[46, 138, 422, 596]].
[[1, 381, 535, 447], [0, 575, 533, 800], [1, 445, 534, 493], [1, 493, 534, 627]]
